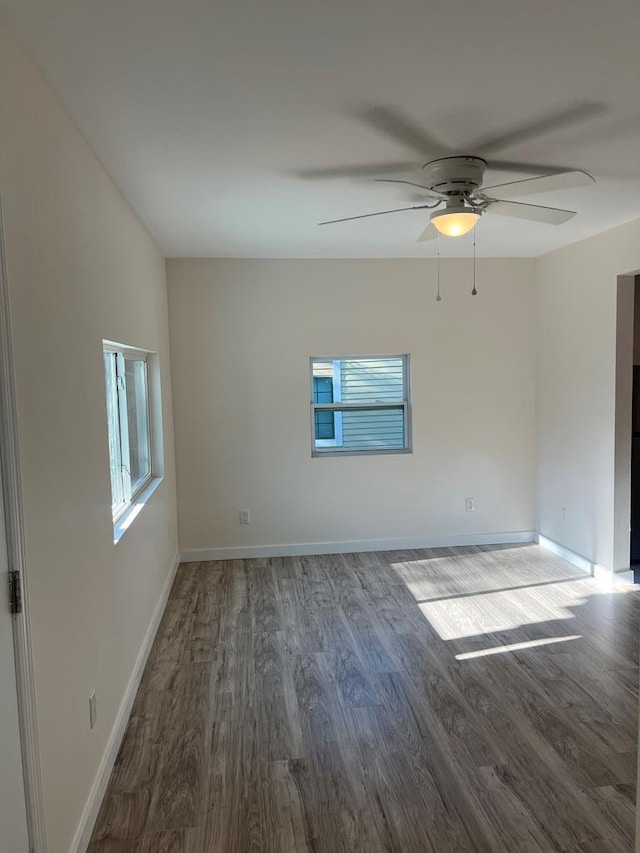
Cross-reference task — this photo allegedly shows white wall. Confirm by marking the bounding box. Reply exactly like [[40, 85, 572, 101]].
[[0, 28, 178, 852], [168, 258, 536, 556], [535, 219, 640, 572]]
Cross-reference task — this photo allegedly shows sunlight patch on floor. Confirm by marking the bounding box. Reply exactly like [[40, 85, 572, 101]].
[[417, 583, 585, 640], [454, 634, 582, 660]]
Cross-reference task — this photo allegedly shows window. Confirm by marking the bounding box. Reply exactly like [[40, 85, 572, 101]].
[[103, 341, 162, 537], [310, 355, 411, 456]]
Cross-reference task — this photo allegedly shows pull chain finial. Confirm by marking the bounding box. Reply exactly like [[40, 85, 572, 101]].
[[436, 233, 442, 302], [471, 229, 478, 296]]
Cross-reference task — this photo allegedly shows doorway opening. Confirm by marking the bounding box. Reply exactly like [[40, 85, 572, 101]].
[[631, 276, 640, 578]]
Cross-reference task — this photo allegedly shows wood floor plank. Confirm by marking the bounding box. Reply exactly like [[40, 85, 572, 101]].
[[146, 662, 210, 831], [91, 787, 153, 844], [253, 630, 296, 761], [87, 841, 139, 853], [314, 606, 379, 708], [337, 587, 400, 674], [137, 828, 201, 853], [90, 544, 639, 852], [293, 652, 342, 744]]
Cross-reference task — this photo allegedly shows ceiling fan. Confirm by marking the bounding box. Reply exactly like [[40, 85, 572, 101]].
[[313, 104, 600, 240], [319, 156, 594, 240]]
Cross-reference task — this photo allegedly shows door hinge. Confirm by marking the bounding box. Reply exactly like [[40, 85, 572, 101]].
[[8, 570, 22, 615]]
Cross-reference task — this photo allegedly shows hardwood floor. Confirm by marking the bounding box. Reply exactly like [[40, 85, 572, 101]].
[[89, 544, 639, 852]]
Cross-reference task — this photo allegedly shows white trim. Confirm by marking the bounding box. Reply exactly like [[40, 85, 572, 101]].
[[536, 534, 593, 575], [71, 550, 180, 853], [310, 354, 411, 457], [102, 339, 152, 359], [610, 569, 636, 586], [536, 534, 635, 586], [0, 197, 48, 850], [184, 532, 639, 583], [613, 273, 639, 573], [180, 530, 536, 562]]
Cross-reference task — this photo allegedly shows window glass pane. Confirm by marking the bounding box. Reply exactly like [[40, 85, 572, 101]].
[[125, 358, 151, 492], [103, 353, 124, 509], [339, 406, 405, 451], [314, 410, 335, 440], [339, 358, 404, 403], [312, 361, 334, 381], [313, 406, 405, 451], [313, 376, 333, 404]]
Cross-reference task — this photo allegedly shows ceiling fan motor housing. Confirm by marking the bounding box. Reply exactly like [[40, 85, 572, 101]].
[[421, 156, 487, 197]]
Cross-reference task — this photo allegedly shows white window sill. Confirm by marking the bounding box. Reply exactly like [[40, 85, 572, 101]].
[[113, 477, 163, 544], [312, 447, 412, 458]]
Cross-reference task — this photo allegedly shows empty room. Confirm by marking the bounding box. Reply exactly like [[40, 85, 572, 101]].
[[1, 2, 640, 852]]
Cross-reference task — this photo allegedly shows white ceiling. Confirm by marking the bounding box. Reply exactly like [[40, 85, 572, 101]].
[[3, 0, 640, 258]]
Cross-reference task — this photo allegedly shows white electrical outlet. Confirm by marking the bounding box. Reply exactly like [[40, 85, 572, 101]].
[[561, 507, 568, 524], [89, 690, 97, 729], [465, 497, 475, 512], [239, 509, 250, 525]]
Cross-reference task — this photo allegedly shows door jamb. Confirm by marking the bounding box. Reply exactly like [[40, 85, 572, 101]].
[[0, 196, 48, 850]]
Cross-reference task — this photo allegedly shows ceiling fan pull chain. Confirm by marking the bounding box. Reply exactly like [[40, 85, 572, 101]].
[[471, 230, 478, 296], [436, 234, 442, 302]]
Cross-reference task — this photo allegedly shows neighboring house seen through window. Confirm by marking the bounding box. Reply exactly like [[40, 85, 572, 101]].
[[313, 376, 335, 440]]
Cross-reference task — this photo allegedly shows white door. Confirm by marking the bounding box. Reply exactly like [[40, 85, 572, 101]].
[[0, 462, 30, 852]]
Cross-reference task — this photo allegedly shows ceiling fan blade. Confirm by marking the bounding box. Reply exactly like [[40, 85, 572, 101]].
[[417, 224, 437, 242], [481, 170, 594, 200], [319, 204, 432, 226], [358, 105, 450, 157], [464, 102, 606, 154], [295, 161, 418, 180], [376, 179, 448, 201], [485, 199, 576, 225], [487, 159, 575, 175]]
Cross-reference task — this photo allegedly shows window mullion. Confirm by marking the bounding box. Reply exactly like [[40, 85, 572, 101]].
[[312, 402, 403, 411]]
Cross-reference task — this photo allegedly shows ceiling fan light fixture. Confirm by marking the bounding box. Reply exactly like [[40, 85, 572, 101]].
[[431, 205, 481, 237]]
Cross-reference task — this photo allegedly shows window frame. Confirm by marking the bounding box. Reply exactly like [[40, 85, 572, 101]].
[[310, 354, 412, 458], [103, 340, 163, 540]]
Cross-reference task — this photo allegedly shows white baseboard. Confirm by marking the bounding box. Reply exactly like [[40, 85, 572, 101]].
[[71, 549, 180, 853], [536, 534, 594, 575], [609, 569, 636, 585], [536, 534, 636, 587], [180, 530, 536, 562]]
